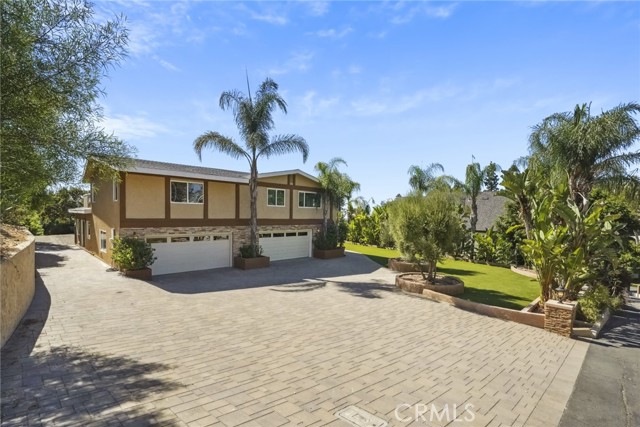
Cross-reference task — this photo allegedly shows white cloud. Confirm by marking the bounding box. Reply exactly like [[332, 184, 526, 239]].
[[152, 55, 180, 72], [298, 91, 340, 118], [252, 12, 288, 25], [390, 2, 458, 24], [102, 113, 168, 140], [348, 65, 362, 74], [310, 27, 353, 39], [307, 1, 330, 16], [268, 52, 314, 75]]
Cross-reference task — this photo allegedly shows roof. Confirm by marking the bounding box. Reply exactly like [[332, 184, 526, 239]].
[[84, 158, 318, 184], [469, 191, 509, 231]]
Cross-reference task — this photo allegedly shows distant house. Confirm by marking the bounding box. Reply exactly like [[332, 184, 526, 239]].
[[69, 158, 334, 275], [467, 191, 509, 232]]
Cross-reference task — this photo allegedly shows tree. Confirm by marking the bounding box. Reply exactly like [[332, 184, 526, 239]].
[[483, 162, 501, 191], [194, 77, 308, 257], [1, 0, 134, 219], [529, 102, 640, 209], [499, 167, 536, 240], [387, 191, 463, 281], [315, 158, 360, 241], [465, 161, 485, 260]]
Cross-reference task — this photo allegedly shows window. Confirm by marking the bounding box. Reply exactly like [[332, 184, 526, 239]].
[[90, 184, 96, 203], [110, 229, 116, 247], [146, 237, 168, 244], [99, 230, 107, 252], [298, 191, 321, 208], [267, 188, 285, 207], [193, 235, 211, 242], [113, 180, 119, 201], [170, 181, 203, 204], [171, 236, 190, 243], [86, 221, 91, 239]]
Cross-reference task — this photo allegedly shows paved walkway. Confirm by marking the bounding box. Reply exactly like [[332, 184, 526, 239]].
[[559, 294, 640, 427], [1, 236, 588, 426]]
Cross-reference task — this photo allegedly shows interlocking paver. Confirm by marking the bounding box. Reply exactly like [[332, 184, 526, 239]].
[[0, 236, 587, 426]]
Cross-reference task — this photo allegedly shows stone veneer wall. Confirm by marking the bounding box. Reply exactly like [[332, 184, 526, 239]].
[[120, 224, 322, 257], [544, 300, 577, 337], [1, 233, 36, 348]]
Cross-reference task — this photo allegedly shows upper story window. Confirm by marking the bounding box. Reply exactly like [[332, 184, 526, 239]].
[[113, 180, 119, 202], [90, 184, 96, 203], [171, 181, 203, 204], [267, 188, 285, 207], [298, 191, 321, 208]]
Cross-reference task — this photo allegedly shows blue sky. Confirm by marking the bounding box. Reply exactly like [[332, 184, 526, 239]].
[[95, 1, 640, 204]]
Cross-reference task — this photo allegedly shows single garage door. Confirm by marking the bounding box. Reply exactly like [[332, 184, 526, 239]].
[[146, 234, 231, 275], [259, 230, 311, 261]]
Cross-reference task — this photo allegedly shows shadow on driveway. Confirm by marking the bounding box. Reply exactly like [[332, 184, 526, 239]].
[[149, 252, 394, 295]]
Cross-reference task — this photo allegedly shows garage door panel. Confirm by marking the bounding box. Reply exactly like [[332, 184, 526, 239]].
[[150, 236, 230, 275], [260, 230, 311, 261]]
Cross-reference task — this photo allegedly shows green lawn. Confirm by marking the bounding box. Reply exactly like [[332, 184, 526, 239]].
[[345, 242, 539, 310]]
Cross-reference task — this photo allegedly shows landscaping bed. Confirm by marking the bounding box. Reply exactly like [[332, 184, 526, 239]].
[[396, 273, 464, 296]]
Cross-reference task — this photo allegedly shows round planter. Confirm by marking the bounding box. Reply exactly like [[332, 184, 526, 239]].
[[313, 247, 345, 259], [123, 267, 152, 280], [387, 258, 423, 272], [395, 273, 464, 296]]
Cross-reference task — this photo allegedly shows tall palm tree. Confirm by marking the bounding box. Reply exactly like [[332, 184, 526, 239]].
[[194, 77, 309, 257], [465, 161, 484, 260], [408, 163, 460, 194], [529, 102, 640, 209], [499, 167, 535, 240], [315, 157, 347, 233]]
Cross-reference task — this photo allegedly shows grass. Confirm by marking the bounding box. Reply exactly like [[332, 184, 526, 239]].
[[345, 242, 539, 310]]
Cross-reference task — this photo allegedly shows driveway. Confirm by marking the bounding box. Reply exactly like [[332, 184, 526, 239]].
[[1, 236, 587, 427]]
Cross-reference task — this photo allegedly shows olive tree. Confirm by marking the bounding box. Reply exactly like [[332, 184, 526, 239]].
[[387, 190, 463, 281]]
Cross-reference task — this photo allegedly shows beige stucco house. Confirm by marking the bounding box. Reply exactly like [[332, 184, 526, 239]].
[[69, 159, 332, 275]]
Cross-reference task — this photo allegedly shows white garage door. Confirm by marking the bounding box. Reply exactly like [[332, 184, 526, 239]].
[[259, 230, 311, 261], [147, 234, 231, 275]]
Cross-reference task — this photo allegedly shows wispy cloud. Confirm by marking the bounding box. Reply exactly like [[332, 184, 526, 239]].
[[102, 113, 169, 140], [309, 27, 353, 39], [298, 91, 340, 118], [390, 2, 458, 25], [152, 55, 180, 72], [252, 12, 288, 25], [268, 51, 314, 75], [307, 1, 330, 17]]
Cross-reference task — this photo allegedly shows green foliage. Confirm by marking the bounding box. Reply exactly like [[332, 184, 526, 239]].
[[492, 202, 527, 266], [578, 284, 623, 323], [387, 191, 463, 281], [314, 222, 346, 250], [346, 202, 394, 247], [238, 244, 263, 258], [473, 229, 512, 265], [194, 78, 308, 251], [1, 0, 134, 217], [483, 162, 500, 191], [111, 237, 156, 271]]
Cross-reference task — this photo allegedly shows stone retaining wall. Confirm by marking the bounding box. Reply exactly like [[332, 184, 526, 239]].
[[1, 233, 36, 348]]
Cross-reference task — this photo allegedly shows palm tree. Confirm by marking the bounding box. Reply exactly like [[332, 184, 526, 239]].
[[499, 167, 535, 240], [408, 163, 460, 194], [465, 161, 484, 260], [315, 157, 347, 233], [194, 77, 309, 257], [529, 102, 640, 209]]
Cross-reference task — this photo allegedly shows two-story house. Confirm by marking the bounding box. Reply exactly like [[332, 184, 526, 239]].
[[69, 159, 332, 275]]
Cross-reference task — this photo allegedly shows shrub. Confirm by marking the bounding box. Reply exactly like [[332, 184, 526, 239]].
[[314, 223, 339, 250], [111, 237, 155, 270], [578, 284, 623, 323], [238, 244, 263, 258]]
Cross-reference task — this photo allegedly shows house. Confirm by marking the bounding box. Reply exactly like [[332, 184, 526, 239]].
[[69, 159, 332, 275], [466, 191, 509, 232]]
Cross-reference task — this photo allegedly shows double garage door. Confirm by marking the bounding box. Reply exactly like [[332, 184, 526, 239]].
[[147, 234, 231, 276], [260, 230, 311, 261], [147, 229, 312, 275]]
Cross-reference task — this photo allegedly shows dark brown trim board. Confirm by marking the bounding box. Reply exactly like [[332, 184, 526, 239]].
[[203, 181, 209, 219], [120, 218, 322, 228], [119, 172, 127, 224], [164, 177, 170, 219], [289, 189, 294, 219]]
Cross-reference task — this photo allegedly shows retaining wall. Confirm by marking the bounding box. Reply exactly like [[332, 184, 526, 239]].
[[1, 233, 36, 348]]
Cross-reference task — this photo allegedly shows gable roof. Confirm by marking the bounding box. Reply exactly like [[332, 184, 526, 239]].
[[84, 158, 318, 184], [469, 191, 509, 231]]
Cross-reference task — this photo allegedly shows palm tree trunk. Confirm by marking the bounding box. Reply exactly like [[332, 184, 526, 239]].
[[470, 197, 478, 260], [321, 192, 329, 234], [249, 159, 259, 256]]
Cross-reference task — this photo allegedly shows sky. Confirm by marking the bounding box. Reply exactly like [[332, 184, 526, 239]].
[[94, 0, 640, 204]]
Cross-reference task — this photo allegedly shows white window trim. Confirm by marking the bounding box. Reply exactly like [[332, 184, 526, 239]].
[[113, 180, 119, 202], [110, 228, 116, 247], [267, 188, 286, 207], [170, 180, 204, 204], [99, 230, 107, 253], [298, 191, 321, 208], [90, 184, 96, 203], [86, 221, 91, 239]]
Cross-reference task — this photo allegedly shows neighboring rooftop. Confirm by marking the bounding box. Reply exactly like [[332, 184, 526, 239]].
[[469, 191, 509, 231]]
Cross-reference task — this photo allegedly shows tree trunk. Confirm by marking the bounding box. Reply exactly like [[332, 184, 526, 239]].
[[519, 197, 533, 240], [469, 196, 478, 260], [249, 159, 259, 256], [321, 191, 329, 234]]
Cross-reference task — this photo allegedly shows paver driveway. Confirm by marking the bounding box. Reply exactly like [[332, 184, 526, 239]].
[[1, 236, 588, 427]]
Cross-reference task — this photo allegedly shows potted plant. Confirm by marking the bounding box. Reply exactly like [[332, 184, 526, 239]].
[[233, 244, 270, 270], [111, 237, 156, 280], [313, 222, 346, 259]]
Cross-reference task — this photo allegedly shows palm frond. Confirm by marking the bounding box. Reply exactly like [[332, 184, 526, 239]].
[[193, 131, 248, 162], [258, 134, 309, 162]]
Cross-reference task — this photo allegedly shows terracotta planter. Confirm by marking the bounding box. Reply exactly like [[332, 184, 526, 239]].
[[313, 247, 345, 259], [234, 256, 270, 270], [123, 267, 152, 280], [395, 273, 464, 296]]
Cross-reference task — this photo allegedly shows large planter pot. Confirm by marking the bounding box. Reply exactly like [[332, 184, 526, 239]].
[[234, 256, 270, 270], [123, 267, 152, 280], [387, 258, 422, 272], [313, 247, 345, 259], [395, 273, 464, 296]]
